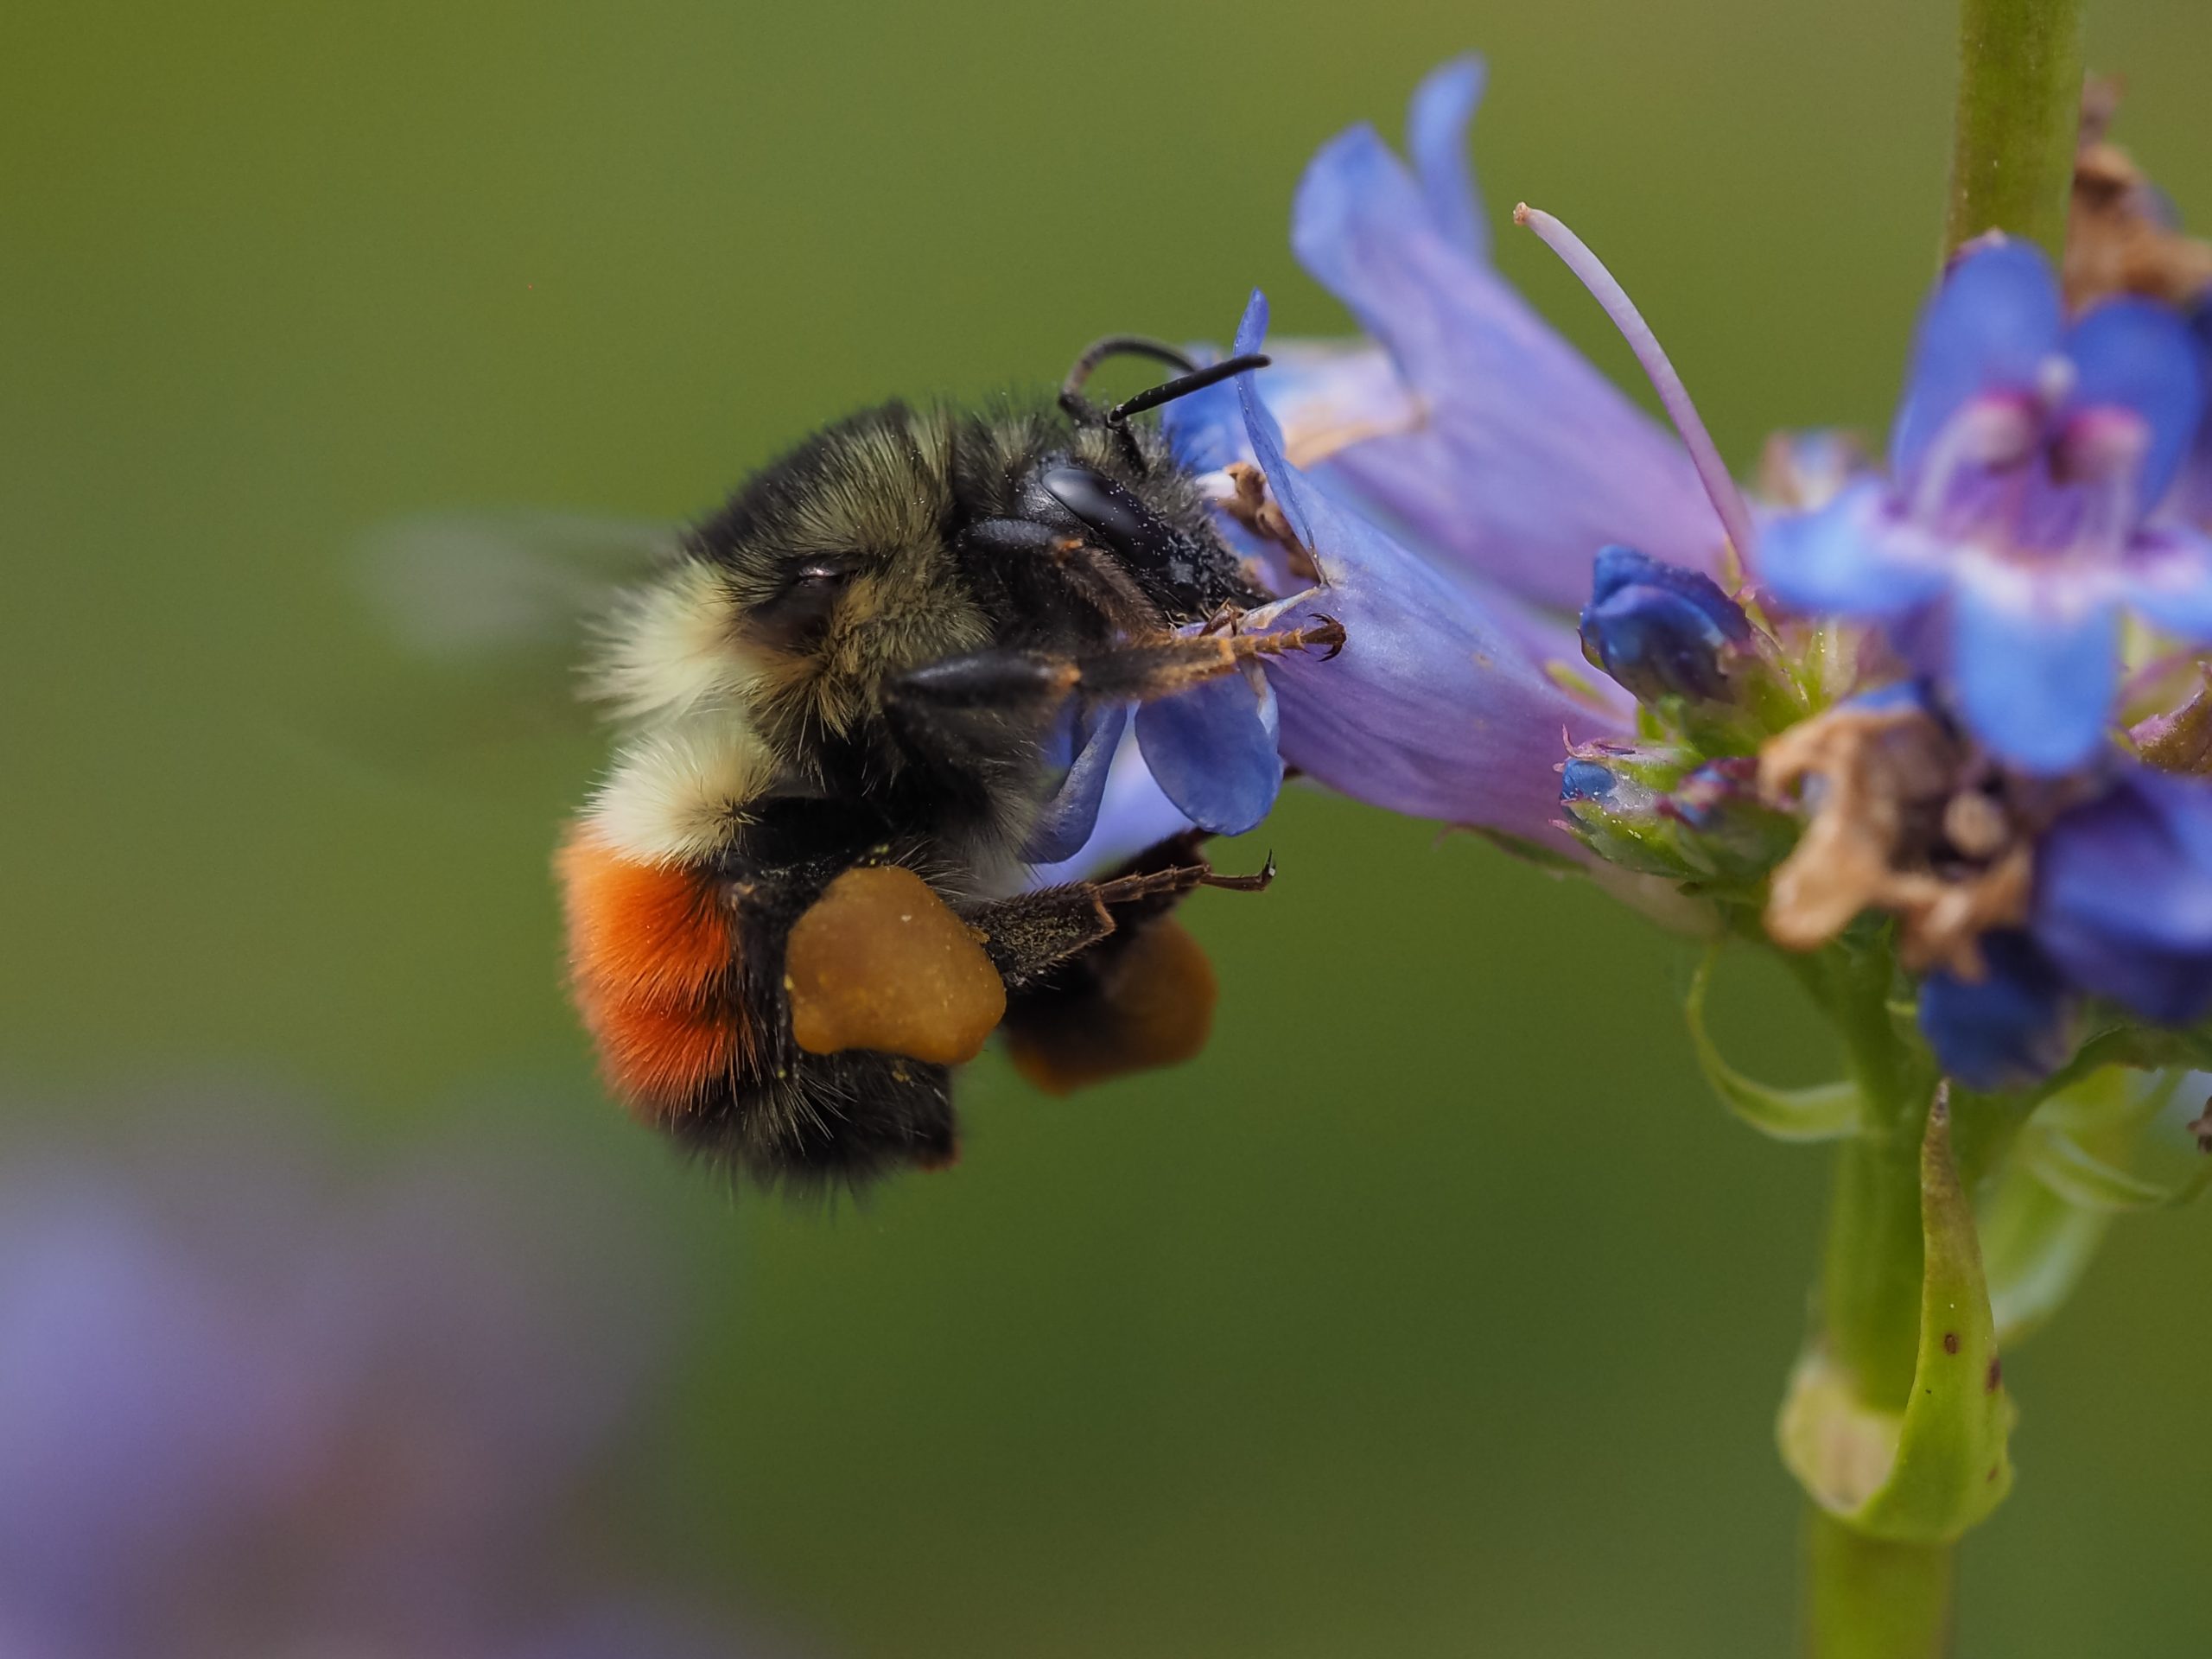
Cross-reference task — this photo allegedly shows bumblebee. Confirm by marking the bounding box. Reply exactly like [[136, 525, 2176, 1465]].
[[554, 340, 1343, 1186]]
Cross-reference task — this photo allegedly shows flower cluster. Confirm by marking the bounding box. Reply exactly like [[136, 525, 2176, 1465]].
[[1142, 54, 2212, 1106]]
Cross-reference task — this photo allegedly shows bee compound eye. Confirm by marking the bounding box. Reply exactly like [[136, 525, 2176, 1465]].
[[750, 557, 855, 640], [1039, 465, 1160, 561]]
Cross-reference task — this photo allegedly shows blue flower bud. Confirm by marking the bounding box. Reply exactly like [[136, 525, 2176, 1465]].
[[1558, 741, 1696, 876], [1580, 545, 1754, 707]]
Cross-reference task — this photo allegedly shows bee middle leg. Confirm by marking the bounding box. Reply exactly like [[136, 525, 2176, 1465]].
[[960, 831, 1272, 990]]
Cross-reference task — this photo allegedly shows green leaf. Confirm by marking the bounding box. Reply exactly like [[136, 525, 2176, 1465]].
[[1781, 1092, 2016, 1543], [1982, 1166, 2113, 1347], [2024, 1127, 2212, 1213], [1687, 948, 1860, 1141]]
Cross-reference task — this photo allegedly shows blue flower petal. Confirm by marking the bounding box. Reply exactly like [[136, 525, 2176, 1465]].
[[1405, 54, 1488, 264], [2121, 527, 2212, 639], [2036, 769, 2212, 1023], [1159, 365, 1243, 475], [2178, 298, 2212, 527], [2063, 296, 2207, 511], [1163, 338, 1418, 483], [1917, 931, 2074, 1090], [1024, 730, 1193, 887], [1757, 481, 1948, 620], [1290, 118, 1720, 610], [1230, 292, 1628, 850], [1020, 701, 1132, 863], [1948, 561, 2120, 774], [1890, 241, 2064, 486], [1134, 667, 1282, 836]]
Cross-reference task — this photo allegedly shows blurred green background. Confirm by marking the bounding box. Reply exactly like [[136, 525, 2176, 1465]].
[[7, 2, 2211, 1653]]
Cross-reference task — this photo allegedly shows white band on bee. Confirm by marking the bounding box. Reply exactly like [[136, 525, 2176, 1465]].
[[586, 715, 776, 865], [588, 559, 766, 721]]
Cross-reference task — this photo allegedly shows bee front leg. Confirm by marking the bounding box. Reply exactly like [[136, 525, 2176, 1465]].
[[887, 613, 1344, 753]]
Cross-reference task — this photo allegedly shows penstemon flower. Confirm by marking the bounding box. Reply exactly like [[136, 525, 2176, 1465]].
[[1760, 238, 2210, 774]]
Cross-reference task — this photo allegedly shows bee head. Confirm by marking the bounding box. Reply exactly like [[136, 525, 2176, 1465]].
[[587, 404, 988, 788]]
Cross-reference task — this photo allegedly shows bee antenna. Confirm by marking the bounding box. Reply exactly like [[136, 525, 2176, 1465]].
[[1059, 335, 1200, 421], [1103, 353, 1271, 427], [1059, 335, 1271, 471]]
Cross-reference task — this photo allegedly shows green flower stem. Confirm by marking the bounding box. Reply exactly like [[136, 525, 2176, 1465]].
[[1814, 939, 1940, 1408], [1943, 0, 2086, 257], [1807, 1510, 1955, 1659]]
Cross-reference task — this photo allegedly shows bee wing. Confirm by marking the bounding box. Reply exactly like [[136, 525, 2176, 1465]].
[[300, 511, 686, 793], [356, 509, 683, 664]]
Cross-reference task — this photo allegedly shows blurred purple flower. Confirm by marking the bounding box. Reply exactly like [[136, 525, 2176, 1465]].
[[1917, 930, 2075, 1091], [1762, 241, 2212, 775], [2033, 765, 2212, 1023], [0, 1103, 782, 1659], [1914, 766, 2212, 1084]]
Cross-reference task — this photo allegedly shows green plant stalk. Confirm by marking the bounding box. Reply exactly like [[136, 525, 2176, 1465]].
[[1807, 1511, 1955, 1659], [1815, 938, 1935, 1409], [1803, 940, 1952, 1656], [1943, 0, 2086, 257]]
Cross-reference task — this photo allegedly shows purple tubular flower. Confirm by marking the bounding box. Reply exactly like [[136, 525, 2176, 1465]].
[[1762, 241, 2212, 775], [1230, 292, 1625, 851], [1284, 56, 1725, 610], [1580, 545, 1752, 703], [1917, 931, 2075, 1090], [2033, 766, 2212, 1024]]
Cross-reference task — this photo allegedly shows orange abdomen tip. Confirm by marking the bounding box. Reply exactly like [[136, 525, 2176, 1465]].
[[784, 866, 1006, 1067], [556, 826, 746, 1112]]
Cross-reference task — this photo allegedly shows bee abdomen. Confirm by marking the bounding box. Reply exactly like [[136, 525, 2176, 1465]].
[[555, 825, 750, 1118]]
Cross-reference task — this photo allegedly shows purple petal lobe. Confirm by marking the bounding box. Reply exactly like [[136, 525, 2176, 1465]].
[[1024, 731, 1192, 887], [1891, 241, 2063, 486], [1134, 668, 1282, 836], [2063, 296, 2207, 510], [1948, 561, 2120, 773], [1406, 54, 1488, 264], [1021, 701, 1132, 862], [2036, 768, 2212, 1023], [1290, 122, 1719, 608], [2121, 527, 2212, 639], [1916, 931, 2073, 1090], [1757, 481, 1948, 620]]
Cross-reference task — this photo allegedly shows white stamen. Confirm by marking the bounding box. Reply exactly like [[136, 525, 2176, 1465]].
[[1909, 397, 2038, 529], [2035, 355, 2076, 413], [1514, 203, 1759, 569]]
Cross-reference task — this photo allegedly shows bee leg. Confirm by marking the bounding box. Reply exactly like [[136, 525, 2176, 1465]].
[[887, 614, 1344, 747], [988, 832, 1266, 1096], [1066, 616, 1345, 702], [962, 831, 1272, 992]]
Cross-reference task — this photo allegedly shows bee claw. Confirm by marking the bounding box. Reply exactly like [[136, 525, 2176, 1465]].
[[1306, 614, 1346, 661]]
